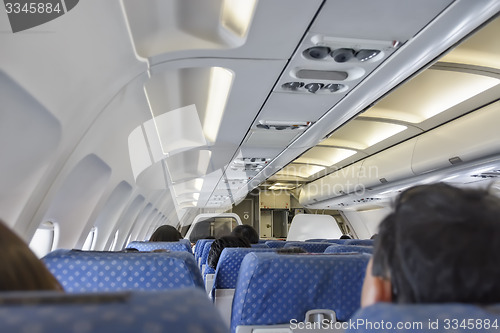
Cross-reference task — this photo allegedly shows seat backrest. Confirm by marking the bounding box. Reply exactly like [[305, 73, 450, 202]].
[[347, 302, 500, 332], [213, 247, 276, 291], [345, 239, 374, 246], [283, 241, 332, 253], [199, 240, 215, 271], [323, 239, 351, 244], [43, 250, 204, 292], [251, 243, 270, 248], [0, 288, 229, 333], [194, 239, 211, 261], [231, 252, 370, 333], [126, 240, 192, 253], [324, 244, 374, 255], [265, 240, 287, 248]]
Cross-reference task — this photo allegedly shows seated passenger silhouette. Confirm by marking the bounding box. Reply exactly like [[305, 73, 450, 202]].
[[0, 220, 63, 291], [231, 224, 259, 244], [361, 183, 500, 306], [149, 225, 182, 242], [207, 236, 250, 269]]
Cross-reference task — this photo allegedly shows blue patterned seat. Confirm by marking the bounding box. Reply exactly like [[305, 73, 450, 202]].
[[194, 239, 212, 262], [231, 252, 370, 333], [212, 247, 277, 326], [323, 239, 351, 244], [0, 288, 229, 333], [283, 241, 332, 253], [126, 240, 192, 253], [199, 240, 215, 272], [345, 239, 374, 246], [265, 240, 287, 248], [347, 302, 500, 332], [251, 243, 269, 248], [43, 250, 203, 292], [324, 244, 374, 255]]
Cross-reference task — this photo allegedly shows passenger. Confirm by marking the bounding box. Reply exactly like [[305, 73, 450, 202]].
[[340, 234, 352, 239], [361, 183, 500, 306], [149, 225, 182, 242], [0, 220, 63, 291], [207, 236, 250, 269], [231, 224, 259, 244]]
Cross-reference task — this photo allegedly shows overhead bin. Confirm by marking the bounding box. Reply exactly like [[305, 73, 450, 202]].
[[412, 101, 500, 175], [358, 139, 416, 189]]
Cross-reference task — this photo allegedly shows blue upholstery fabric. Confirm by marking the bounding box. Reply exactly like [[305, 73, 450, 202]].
[[0, 288, 229, 333], [231, 252, 370, 333], [323, 239, 351, 244], [126, 240, 192, 253], [251, 243, 270, 248], [43, 250, 204, 292], [213, 248, 276, 290], [347, 302, 500, 332], [324, 244, 374, 255], [265, 240, 286, 248], [345, 239, 374, 246], [204, 265, 216, 282], [306, 238, 326, 242], [194, 239, 212, 261], [283, 241, 332, 253], [199, 240, 215, 271]]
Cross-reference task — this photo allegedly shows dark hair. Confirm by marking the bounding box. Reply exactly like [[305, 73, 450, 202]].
[[340, 234, 352, 239], [0, 220, 63, 291], [231, 224, 259, 244], [207, 236, 251, 269], [372, 183, 500, 304], [149, 225, 182, 242]]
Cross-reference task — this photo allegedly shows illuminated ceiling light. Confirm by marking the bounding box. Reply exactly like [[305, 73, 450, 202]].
[[363, 70, 499, 123], [203, 67, 233, 143], [277, 164, 325, 179], [221, 0, 257, 38], [323, 120, 407, 150], [296, 147, 357, 166], [173, 178, 204, 197], [269, 183, 298, 190]]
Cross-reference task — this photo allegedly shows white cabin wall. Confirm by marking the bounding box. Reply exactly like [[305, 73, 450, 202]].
[[76, 181, 133, 250], [341, 206, 392, 239], [41, 154, 112, 249], [112, 195, 146, 251], [0, 72, 61, 229]]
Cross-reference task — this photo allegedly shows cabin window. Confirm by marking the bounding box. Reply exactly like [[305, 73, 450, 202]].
[[82, 226, 98, 251], [29, 221, 59, 258]]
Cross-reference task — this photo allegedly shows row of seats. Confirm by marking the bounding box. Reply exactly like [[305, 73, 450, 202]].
[[43, 249, 204, 292], [0, 288, 229, 333], [126, 239, 193, 253]]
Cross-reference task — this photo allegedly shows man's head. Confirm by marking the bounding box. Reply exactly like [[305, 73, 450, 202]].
[[362, 183, 500, 306]]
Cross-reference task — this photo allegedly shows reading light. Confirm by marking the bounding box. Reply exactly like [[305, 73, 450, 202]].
[[331, 48, 354, 62], [355, 49, 380, 61], [305, 83, 324, 93], [303, 46, 331, 59], [323, 83, 344, 92], [282, 81, 304, 90]]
